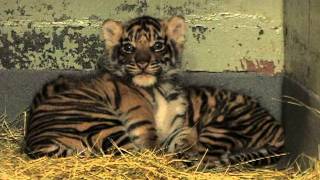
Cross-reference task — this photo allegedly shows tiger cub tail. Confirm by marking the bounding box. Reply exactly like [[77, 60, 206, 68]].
[[211, 146, 286, 168]]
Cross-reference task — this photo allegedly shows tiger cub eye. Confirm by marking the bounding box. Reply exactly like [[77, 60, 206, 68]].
[[122, 43, 135, 53], [152, 41, 165, 52]]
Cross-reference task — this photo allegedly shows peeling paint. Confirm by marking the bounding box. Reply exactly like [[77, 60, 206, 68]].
[[259, 29, 264, 35], [115, 0, 148, 15], [0, 0, 284, 73], [0, 26, 104, 69], [191, 25, 208, 43], [186, 12, 268, 23], [240, 59, 276, 75], [159, 0, 199, 16], [0, 19, 101, 28]]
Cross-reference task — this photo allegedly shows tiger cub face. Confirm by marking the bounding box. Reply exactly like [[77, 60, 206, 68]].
[[101, 16, 187, 87]]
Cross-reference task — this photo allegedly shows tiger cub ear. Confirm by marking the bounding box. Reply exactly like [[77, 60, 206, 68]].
[[165, 16, 187, 45], [102, 20, 123, 47]]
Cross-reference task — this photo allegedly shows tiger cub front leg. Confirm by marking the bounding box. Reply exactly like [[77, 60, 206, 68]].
[[166, 127, 199, 156], [117, 84, 158, 151]]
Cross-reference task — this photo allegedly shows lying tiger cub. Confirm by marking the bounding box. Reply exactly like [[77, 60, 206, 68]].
[[24, 16, 285, 168]]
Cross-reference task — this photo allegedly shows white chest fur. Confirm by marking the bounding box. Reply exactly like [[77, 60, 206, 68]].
[[153, 86, 187, 143]]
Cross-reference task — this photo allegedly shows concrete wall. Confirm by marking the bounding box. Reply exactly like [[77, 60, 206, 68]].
[[0, 0, 284, 74], [284, 0, 320, 95], [283, 0, 320, 161]]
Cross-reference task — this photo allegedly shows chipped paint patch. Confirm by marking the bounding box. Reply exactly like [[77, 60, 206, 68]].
[[0, 19, 101, 28], [0, 0, 283, 72], [191, 25, 208, 43], [115, 0, 148, 15], [186, 12, 268, 24], [240, 59, 277, 75], [157, 0, 199, 16], [0, 26, 104, 69]]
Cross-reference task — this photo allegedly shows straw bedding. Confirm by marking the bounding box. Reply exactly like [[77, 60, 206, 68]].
[[0, 113, 319, 180]]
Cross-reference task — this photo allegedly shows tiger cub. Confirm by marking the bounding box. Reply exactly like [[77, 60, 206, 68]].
[[24, 16, 188, 158], [24, 15, 285, 168]]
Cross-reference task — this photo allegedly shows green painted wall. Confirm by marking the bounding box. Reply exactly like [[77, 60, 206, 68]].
[[284, 0, 320, 95], [0, 0, 283, 74]]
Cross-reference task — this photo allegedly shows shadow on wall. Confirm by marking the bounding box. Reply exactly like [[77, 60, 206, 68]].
[[281, 0, 320, 168], [280, 77, 320, 168]]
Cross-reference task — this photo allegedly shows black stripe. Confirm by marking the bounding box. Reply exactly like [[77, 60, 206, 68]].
[[101, 131, 126, 152], [228, 106, 253, 121], [27, 138, 56, 148], [30, 111, 117, 128], [169, 40, 179, 64], [27, 145, 60, 159], [246, 118, 274, 136], [170, 114, 185, 126], [41, 83, 51, 98], [250, 123, 274, 147], [30, 111, 110, 124], [60, 149, 68, 157], [75, 88, 104, 101], [187, 97, 195, 126], [33, 105, 115, 116], [127, 120, 152, 132], [202, 150, 225, 157], [166, 92, 180, 101], [126, 105, 142, 115], [224, 131, 249, 144], [239, 110, 270, 126], [134, 28, 142, 40], [200, 134, 237, 148], [126, 16, 161, 31], [28, 118, 122, 134], [29, 123, 120, 141], [41, 99, 105, 107], [228, 103, 251, 116], [199, 90, 208, 114], [113, 81, 121, 110], [116, 136, 131, 147], [162, 128, 182, 148], [87, 128, 125, 148], [62, 93, 97, 100], [266, 125, 284, 145]]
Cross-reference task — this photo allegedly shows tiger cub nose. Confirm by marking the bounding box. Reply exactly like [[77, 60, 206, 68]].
[[136, 61, 149, 69]]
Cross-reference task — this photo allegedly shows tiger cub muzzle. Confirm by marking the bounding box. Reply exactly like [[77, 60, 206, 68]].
[[124, 46, 162, 87]]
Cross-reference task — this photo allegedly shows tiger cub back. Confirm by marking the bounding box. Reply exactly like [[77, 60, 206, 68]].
[[24, 73, 157, 158], [165, 86, 285, 167]]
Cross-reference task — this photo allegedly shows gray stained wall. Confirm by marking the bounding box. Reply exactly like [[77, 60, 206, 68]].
[[283, 0, 320, 162]]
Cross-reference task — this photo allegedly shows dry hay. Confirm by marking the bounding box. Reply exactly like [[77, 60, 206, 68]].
[[0, 113, 319, 179]]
